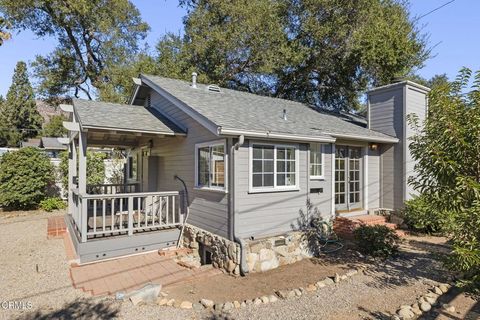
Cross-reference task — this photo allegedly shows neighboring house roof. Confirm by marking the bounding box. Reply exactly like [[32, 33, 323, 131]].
[[72, 99, 186, 135], [22, 138, 41, 148], [41, 137, 67, 150], [140, 75, 398, 143]]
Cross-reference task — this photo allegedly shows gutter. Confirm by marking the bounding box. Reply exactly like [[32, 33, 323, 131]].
[[326, 132, 399, 143], [219, 128, 335, 143], [230, 135, 249, 276]]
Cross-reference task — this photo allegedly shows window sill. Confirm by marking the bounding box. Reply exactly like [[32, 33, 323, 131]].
[[194, 186, 228, 194], [248, 187, 300, 194], [310, 176, 325, 181]]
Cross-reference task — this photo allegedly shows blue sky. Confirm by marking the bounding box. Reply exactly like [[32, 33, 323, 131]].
[[0, 0, 477, 96]]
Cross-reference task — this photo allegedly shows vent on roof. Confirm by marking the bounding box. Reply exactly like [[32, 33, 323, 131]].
[[206, 84, 221, 93], [146, 93, 151, 108]]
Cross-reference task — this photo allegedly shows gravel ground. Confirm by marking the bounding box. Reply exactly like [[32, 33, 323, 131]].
[[0, 210, 472, 320]]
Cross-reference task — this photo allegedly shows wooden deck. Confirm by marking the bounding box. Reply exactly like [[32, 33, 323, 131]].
[[67, 188, 184, 264]]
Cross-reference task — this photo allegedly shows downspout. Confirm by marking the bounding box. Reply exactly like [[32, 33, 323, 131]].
[[175, 175, 190, 248], [230, 135, 249, 276]]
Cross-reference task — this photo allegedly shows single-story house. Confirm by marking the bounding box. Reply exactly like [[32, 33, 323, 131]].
[[62, 74, 428, 274]]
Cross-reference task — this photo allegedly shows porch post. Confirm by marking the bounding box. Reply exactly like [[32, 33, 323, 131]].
[[78, 131, 88, 243], [78, 131, 87, 194], [67, 139, 77, 214]]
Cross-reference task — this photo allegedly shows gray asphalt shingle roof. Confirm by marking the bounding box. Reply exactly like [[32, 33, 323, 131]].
[[41, 137, 67, 150], [72, 99, 185, 135], [141, 75, 397, 142]]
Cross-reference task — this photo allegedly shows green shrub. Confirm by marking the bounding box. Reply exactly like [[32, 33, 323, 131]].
[[58, 150, 107, 196], [0, 147, 54, 210], [39, 197, 67, 212], [403, 195, 444, 234], [353, 225, 399, 257]]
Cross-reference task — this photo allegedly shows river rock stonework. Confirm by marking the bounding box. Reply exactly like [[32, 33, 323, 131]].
[[182, 224, 240, 275], [245, 232, 310, 273]]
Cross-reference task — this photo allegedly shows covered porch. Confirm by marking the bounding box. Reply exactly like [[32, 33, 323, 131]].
[[61, 100, 187, 263]]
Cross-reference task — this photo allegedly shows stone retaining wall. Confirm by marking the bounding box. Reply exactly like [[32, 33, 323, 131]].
[[182, 224, 240, 275], [245, 232, 310, 273]]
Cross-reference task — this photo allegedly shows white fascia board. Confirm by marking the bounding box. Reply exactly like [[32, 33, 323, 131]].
[[218, 128, 336, 143], [326, 132, 399, 143], [59, 104, 73, 113], [128, 84, 140, 105], [140, 75, 220, 136]]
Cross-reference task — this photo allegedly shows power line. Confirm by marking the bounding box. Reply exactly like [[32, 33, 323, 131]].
[[413, 0, 456, 22]]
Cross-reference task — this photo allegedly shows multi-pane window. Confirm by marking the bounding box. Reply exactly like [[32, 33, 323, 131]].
[[348, 148, 361, 204], [310, 143, 324, 179], [128, 154, 138, 180], [252, 145, 274, 187], [335, 148, 346, 205], [251, 144, 298, 190], [196, 142, 226, 190]]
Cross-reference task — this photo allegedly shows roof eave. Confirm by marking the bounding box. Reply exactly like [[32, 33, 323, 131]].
[[218, 128, 336, 143], [81, 125, 185, 136], [327, 132, 399, 143]]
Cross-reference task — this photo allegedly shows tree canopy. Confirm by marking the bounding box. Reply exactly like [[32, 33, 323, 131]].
[[0, 61, 42, 147], [0, 0, 149, 100], [409, 68, 480, 292], [158, 0, 429, 110], [43, 114, 67, 137], [1, 0, 429, 110], [0, 16, 10, 45]]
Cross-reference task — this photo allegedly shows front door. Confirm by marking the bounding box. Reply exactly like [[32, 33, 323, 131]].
[[335, 146, 362, 211]]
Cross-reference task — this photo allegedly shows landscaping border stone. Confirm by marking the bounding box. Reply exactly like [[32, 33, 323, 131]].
[[152, 265, 366, 311], [394, 283, 453, 320]]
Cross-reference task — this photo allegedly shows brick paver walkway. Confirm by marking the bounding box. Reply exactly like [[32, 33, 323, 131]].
[[47, 215, 67, 239], [69, 250, 221, 296]]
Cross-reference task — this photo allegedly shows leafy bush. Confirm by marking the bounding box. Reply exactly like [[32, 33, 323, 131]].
[[403, 195, 444, 234], [39, 197, 66, 212], [58, 150, 107, 193], [354, 225, 399, 257], [0, 147, 54, 210], [408, 68, 480, 291]]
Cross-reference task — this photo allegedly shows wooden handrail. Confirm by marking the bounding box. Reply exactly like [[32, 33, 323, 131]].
[[78, 190, 180, 200]]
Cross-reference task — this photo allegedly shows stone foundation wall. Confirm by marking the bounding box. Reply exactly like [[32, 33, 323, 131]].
[[182, 224, 240, 275], [245, 232, 310, 273]]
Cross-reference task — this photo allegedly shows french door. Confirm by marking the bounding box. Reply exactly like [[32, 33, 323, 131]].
[[335, 146, 362, 211]]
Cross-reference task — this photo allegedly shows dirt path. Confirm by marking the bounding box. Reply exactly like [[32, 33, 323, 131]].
[[0, 211, 477, 320]]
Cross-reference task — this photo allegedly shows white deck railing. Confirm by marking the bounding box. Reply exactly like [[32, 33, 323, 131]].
[[71, 189, 182, 243]]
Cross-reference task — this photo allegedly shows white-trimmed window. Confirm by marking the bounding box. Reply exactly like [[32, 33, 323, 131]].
[[195, 140, 227, 191], [310, 143, 324, 179], [127, 153, 138, 180], [250, 143, 299, 192]]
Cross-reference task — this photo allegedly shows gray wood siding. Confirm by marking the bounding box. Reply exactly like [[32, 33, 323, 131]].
[[369, 87, 405, 210], [234, 140, 309, 239], [148, 91, 229, 238], [369, 88, 403, 137], [308, 143, 333, 219], [404, 86, 427, 200], [367, 148, 380, 209]]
